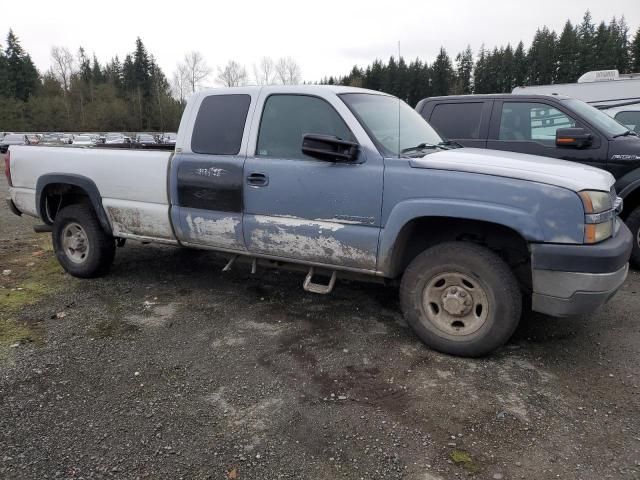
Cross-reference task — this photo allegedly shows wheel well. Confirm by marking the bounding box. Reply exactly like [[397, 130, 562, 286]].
[[389, 217, 531, 290], [620, 187, 640, 220], [40, 183, 93, 224]]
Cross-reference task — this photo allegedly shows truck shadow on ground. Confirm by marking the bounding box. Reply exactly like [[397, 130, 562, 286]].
[[106, 243, 587, 354]]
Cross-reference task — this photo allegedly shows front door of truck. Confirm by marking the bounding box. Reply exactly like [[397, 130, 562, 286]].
[[242, 92, 383, 271], [486, 100, 608, 170], [170, 92, 255, 251]]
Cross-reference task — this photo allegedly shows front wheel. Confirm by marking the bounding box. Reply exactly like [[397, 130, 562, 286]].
[[400, 241, 522, 357], [52, 204, 116, 278], [624, 206, 640, 269]]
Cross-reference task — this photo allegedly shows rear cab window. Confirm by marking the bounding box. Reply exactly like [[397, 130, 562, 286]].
[[429, 102, 485, 140], [191, 94, 252, 155]]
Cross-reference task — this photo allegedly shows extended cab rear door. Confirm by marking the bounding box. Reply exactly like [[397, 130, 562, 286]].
[[169, 90, 257, 250], [241, 89, 384, 271], [418, 99, 492, 148], [486, 99, 608, 170]]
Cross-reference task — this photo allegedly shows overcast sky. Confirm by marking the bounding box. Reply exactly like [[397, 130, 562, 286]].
[[7, 0, 640, 85]]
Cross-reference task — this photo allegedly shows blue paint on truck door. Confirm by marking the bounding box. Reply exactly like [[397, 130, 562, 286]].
[[170, 92, 255, 250], [242, 93, 384, 271]]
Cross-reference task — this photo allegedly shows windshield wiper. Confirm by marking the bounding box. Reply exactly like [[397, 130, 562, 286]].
[[438, 140, 463, 148], [613, 130, 633, 138], [401, 143, 440, 154]]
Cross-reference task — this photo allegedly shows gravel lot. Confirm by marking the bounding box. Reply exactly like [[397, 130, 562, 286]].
[[1, 173, 639, 480]]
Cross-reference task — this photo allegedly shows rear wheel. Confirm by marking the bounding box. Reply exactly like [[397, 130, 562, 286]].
[[400, 241, 521, 357], [625, 206, 640, 269], [52, 204, 115, 278]]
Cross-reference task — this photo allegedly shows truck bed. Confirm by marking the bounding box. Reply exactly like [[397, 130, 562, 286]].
[[9, 146, 177, 243]]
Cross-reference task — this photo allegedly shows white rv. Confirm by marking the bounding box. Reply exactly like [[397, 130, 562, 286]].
[[513, 70, 640, 133]]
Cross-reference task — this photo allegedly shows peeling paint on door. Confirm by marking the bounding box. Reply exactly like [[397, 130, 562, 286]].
[[248, 215, 376, 269], [185, 214, 241, 248]]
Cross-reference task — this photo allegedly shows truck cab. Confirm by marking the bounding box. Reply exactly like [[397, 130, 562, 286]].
[[416, 93, 640, 266]]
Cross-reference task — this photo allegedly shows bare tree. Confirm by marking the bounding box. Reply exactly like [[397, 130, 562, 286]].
[[216, 60, 248, 87], [171, 64, 189, 103], [275, 57, 302, 85], [253, 56, 276, 85], [50, 46, 75, 93], [181, 51, 211, 93]]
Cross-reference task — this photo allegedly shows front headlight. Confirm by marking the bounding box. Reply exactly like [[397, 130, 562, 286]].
[[579, 190, 615, 243], [578, 190, 613, 214]]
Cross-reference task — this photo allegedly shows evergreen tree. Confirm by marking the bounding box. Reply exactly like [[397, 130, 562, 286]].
[[501, 44, 515, 92], [473, 46, 489, 93], [430, 47, 453, 96], [577, 10, 596, 74], [513, 41, 528, 86], [593, 21, 613, 70], [556, 20, 579, 82], [528, 27, 557, 85], [631, 27, 640, 72], [455, 46, 474, 94], [4, 29, 39, 101], [610, 16, 630, 72], [0, 43, 9, 98]]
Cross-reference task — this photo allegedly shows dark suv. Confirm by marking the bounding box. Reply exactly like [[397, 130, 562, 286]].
[[416, 94, 640, 266]]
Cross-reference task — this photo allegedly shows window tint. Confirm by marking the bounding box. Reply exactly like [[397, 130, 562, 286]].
[[430, 102, 484, 139], [499, 102, 575, 142], [192, 94, 251, 155], [257, 95, 354, 160], [614, 111, 640, 133]]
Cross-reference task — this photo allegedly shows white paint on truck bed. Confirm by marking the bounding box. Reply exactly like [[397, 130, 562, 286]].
[[9, 145, 176, 242]]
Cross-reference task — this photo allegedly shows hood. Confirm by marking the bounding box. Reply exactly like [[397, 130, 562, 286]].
[[410, 147, 614, 193]]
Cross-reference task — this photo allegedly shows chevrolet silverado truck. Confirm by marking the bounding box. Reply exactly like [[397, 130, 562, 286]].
[[5, 86, 633, 357]]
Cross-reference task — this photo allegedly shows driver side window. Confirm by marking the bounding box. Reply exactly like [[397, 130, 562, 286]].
[[499, 102, 576, 143], [257, 94, 354, 160]]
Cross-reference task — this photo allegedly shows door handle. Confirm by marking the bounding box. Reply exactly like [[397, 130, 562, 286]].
[[247, 172, 268, 187]]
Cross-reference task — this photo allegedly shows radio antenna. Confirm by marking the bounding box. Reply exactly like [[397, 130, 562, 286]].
[[397, 40, 401, 158]]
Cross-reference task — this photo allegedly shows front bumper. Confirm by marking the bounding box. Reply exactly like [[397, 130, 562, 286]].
[[530, 221, 633, 317]]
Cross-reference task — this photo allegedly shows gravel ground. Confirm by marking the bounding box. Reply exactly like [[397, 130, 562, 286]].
[[0, 173, 639, 480]]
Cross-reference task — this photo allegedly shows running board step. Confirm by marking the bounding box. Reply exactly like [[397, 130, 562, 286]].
[[303, 267, 336, 294]]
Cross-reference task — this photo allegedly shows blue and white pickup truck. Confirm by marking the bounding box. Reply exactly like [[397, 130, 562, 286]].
[[4, 86, 633, 356]]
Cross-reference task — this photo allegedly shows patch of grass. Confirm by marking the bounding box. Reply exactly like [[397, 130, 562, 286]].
[[0, 241, 64, 361], [0, 255, 62, 315], [0, 318, 39, 346], [450, 449, 480, 473]]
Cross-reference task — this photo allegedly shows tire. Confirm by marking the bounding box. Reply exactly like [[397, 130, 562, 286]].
[[52, 204, 115, 278], [625, 206, 640, 269], [400, 241, 521, 357]]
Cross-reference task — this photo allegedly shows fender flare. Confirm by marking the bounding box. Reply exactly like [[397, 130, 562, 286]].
[[377, 199, 544, 277], [36, 173, 112, 235], [617, 178, 640, 200]]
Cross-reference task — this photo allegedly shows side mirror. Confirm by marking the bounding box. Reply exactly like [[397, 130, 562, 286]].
[[556, 128, 592, 148], [302, 134, 359, 162]]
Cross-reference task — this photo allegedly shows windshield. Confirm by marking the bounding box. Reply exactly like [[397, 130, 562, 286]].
[[562, 98, 628, 137], [139, 135, 154, 141], [75, 136, 91, 141], [5, 134, 23, 142], [340, 93, 443, 156], [106, 134, 122, 139]]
